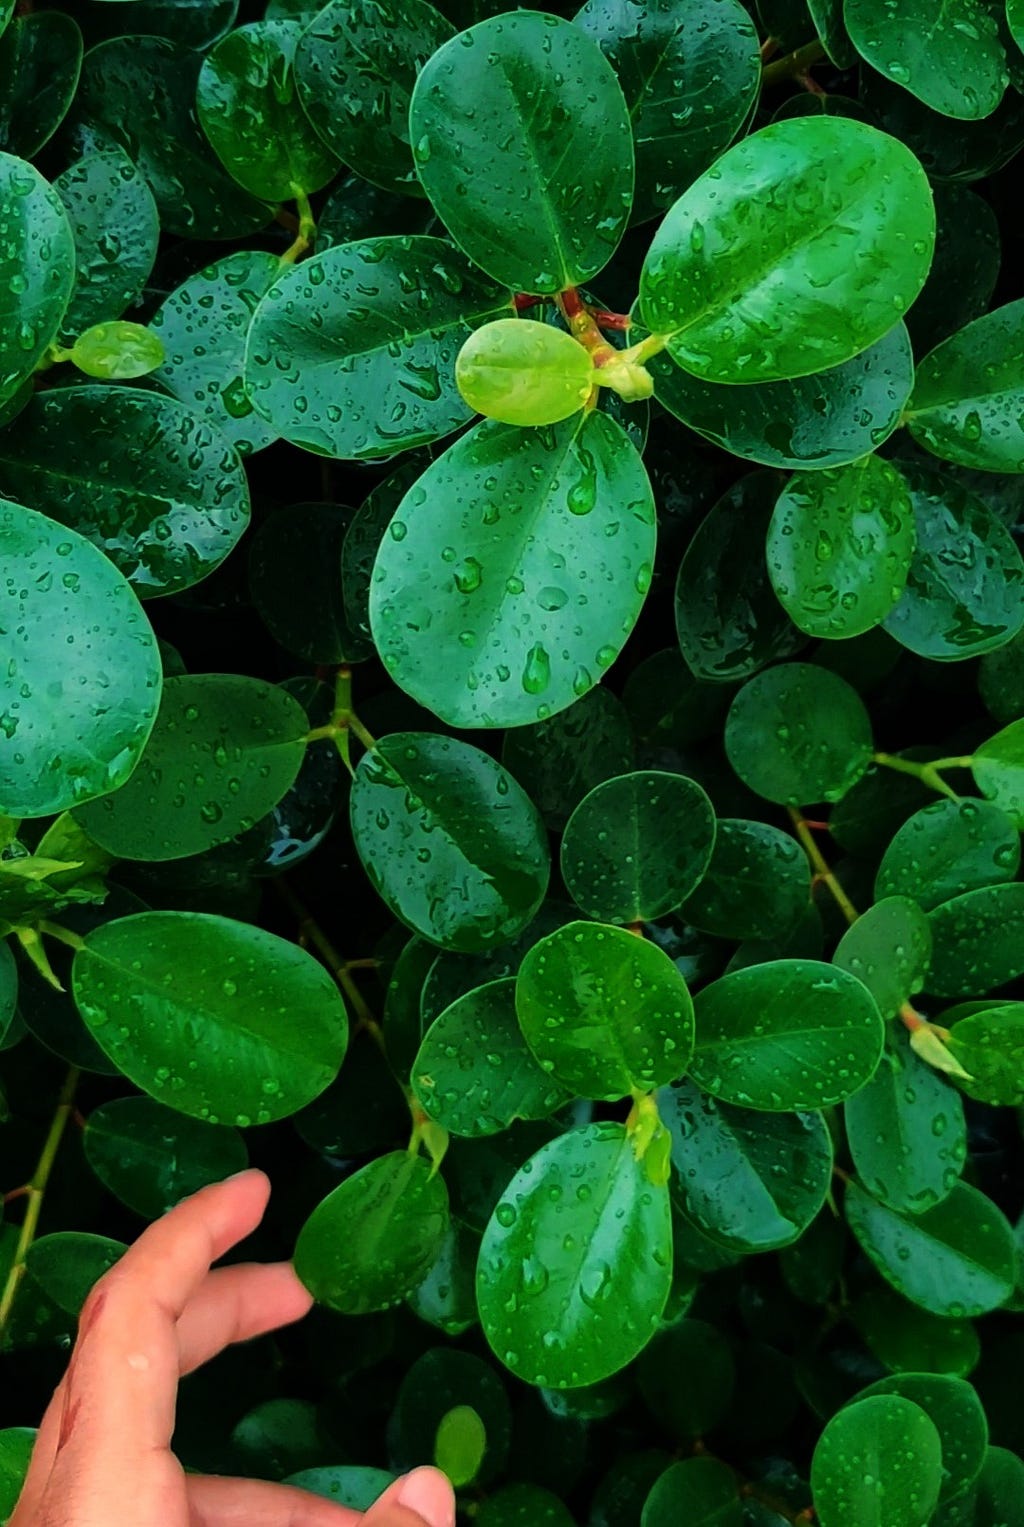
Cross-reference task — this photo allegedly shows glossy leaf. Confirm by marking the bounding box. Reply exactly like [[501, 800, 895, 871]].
[[651, 322, 913, 471], [296, 0, 454, 196], [833, 895, 932, 1018], [845, 0, 1008, 120], [856, 1373, 989, 1506], [245, 237, 511, 460], [641, 1457, 742, 1527], [560, 771, 716, 924], [639, 117, 935, 384], [811, 1394, 943, 1527], [0, 153, 74, 404], [516, 921, 695, 1100], [54, 148, 159, 339], [501, 686, 635, 831], [575, 0, 760, 226], [412, 978, 567, 1136], [724, 664, 874, 805], [83, 1096, 248, 1217], [294, 1152, 449, 1313], [907, 299, 1024, 472], [875, 798, 1021, 911], [456, 319, 595, 427], [882, 462, 1024, 659], [690, 958, 884, 1109], [349, 732, 550, 953], [151, 250, 281, 455], [369, 411, 656, 727], [409, 12, 634, 292], [679, 818, 810, 940], [476, 1122, 673, 1388], [0, 12, 82, 158], [73, 675, 307, 862], [0, 387, 249, 598], [73, 910, 347, 1126], [845, 1179, 1017, 1316], [947, 1004, 1024, 1105], [25, 1232, 126, 1316], [766, 456, 916, 639], [197, 20, 339, 200], [926, 883, 1024, 997], [69, 320, 164, 380], [660, 1076, 832, 1252], [845, 1027, 966, 1214], [674, 471, 805, 682], [973, 717, 1024, 825], [0, 500, 161, 819], [392, 1347, 510, 1484]]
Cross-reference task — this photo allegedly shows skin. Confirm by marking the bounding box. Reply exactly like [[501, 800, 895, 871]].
[[9, 1169, 455, 1527]]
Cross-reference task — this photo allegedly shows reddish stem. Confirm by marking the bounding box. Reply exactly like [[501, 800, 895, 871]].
[[797, 70, 826, 96], [513, 292, 543, 311], [587, 308, 631, 331]]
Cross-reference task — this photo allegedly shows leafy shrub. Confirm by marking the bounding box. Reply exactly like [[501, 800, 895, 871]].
[[2, 0, 1024, 1522]]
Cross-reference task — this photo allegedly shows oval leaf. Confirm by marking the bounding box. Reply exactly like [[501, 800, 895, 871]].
[[83, 1096, 248, 1218], [724, 664, 874, 805], [875, 798, 1021, 911], [845, 0, 1007, 120], [679, 818, 811, 941], [811, 1394, 943, 1527], [0, 151, 74, 404], [456, 319, 595, 428], [907, 299, 1024, 472]]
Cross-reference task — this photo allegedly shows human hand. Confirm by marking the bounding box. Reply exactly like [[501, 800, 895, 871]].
[[9, 1168, 455, 1527]]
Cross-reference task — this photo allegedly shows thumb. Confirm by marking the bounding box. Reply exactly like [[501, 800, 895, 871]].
[[366, 1467, 455, 1527]]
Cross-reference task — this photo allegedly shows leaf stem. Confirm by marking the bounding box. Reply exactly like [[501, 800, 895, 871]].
[[37, 920, 86, 952], [761, 38, 826, 85], [279, 184, 316, 266], [0, 1066, 79, 1336], [872, 752, 974, 802], [272, 880, 386, 1053], [786, 808, 859, 927]]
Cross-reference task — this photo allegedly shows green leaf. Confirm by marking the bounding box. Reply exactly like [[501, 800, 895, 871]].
[[392, 1346, 511, 1484], [54, 148, 159, 339], [73, 36, 271, 239], [660, 1076, 832, 1252], [295, 0, 455, 196], [409, 12, 634, 292], [478, 1485, 576, 1527], [946, 1004, 1024, 1105], [245, 236, 511, 460], [833, 895, 932, 1018], [294, 1152, 449, 1313], [0, 387, 249, 598], [967, 1447, 1024, 1527], [844, 1027, 966, 1214], [406, 1217, 480, 1336], [855, 1373, 988, 1505], [412, 978, 567, 1136], [0, 12, 82, 158], [641, 1457, 741, 1527], [973, 718, 1024, 824], [882, 463, 1024, 660], [724, 664, 874, 805], [844, 1179, 1017, 1316], [905, 185, 1001, 356], [369, 412, 656, 727], [639, 118, 935, 384], [151, 249, 281, 456], [83, 1096, 248, 1218], [926, 883, 1024, 997], [560, 771, 716, 924], [249, 502, 367, 665], [74, 674, 307, 861], [0, 940, 15, 1046], [25, 1232, 126, 1316], [476, 1122, 673, 1388], [679, 818, 811, 941], [282, 1467, 396, 1512], [0, 500, 161, 819], [674, 471, 805, 683], [766, 456, 916, 639], [875, 798, 1021, 912], [809, 0, 857, 66], [574, 0, 760, 226], [690, 958, 884, 1109], [75, 0, 239, 50], [434, 1405, 487, 1488], [811, 1394, 943, 1527], [516, 921, 694, 1100], [0, 1429, 35, 1522], [651, 322, 913, 471], [853, 1287, 980, 1378], [907, 299, 1024, 472], [197, 20, 339, 200], [72, 910, 348, 1125], [317, 169, 438, 247], [456, 319, 596, 427], [349, 732, 550, 953], [0, 153, 74, 405], [501, 686, 635, 832], [845, 0, 1007, 120], [69, 320, 164, 380]]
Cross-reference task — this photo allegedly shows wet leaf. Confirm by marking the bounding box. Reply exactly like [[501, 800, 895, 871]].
[[833, 896, 932, 1018], [926, 883, 1024, 997], [54, 148, 159, 340], [973, 717, 1024, 825], [501, 687, 635, 831], [946, 1004, 1024, 1105], [0, 12, 82, 159], [854, 1373, 988, 1505], [679, 818, 811, 941], [83, 1095, 248, 1217], [846, 0, 1007, 120], [724, 663, 874, 805], [811, 1394, 943, 1527], [875, 798, 1021, 911], [0, 152, 74, 404], [456, 319, 596, 427], [908, 299, 1024, 472]]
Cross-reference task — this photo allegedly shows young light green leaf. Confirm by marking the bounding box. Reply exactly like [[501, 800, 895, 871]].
[[83, 1097, 248, 1218], [845, 0, 1008, 120], [409, 12, 634, 292], [349, 732, 550, 953], [691, 959, 884, 1110], [724, 664, 874, 805], [907, 299, 1024, 472], [639, 117, 935, 383], [68, 321, 164, 380], [476, 1122, 673, 1388], [516, 921, 694, 1100], [0, 153, 74, 404], [72, 911, 348, 1126], [811, 1394, 943, 1527], [295, 1153, 449, 1314], [369, 412, 656, 727], [73, 674, 307, 861], [0, 500, 161, 819], [434, 1406, 487, 1489], [875, 798, 1021, 911], [456, 319, 595, 427]]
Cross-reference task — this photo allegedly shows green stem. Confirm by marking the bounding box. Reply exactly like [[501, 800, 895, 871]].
[[273, 880, 386, 1052], [873, 752, 974, 802], [761, 37, 826, 85], [348, 715, 377, 752], [0, 1067, 79, 1335], [279, 184, 316, 265], [787, 808, 859, 928]]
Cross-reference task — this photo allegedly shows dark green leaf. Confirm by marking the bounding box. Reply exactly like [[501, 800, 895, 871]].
[[973, 717, 1024, 825], [833, 896, 932, 1018], [409, 12, 633, 292], [0, 12, 82, 158], [856, 1372, 988, 1505], [905, 185, 1001, 355], [406, 1217, 480, 1336], [0, 153, 75, 405], [0, 939, 16, 1045], [478, 1484, 575, 1527], [54, 148, 159, 339], [926, 883, 1024, 997], [811, 1393, 943, 1527], [724, 664, 874, 805], [249, 503, 366, 665], [690, 958, 884, 1109], [283, 1467, 395, 1511], [83, 1096, 248, 1217], [679, 818, 810, 940], [25, 1232, 125, 1316], [641, 1457, 742, 1527], [392, 1347, 510, 1484], [907, 300, 1024, 472], [875, 798, 1021, 911], [853, 1287, 980, 1378], [501, 687, 635, 831], [637, 1318, 734, 1435], [0, 1429, 34, 1521], [947, 1004, 1024, 1105], [846, 0, 1007, 120]]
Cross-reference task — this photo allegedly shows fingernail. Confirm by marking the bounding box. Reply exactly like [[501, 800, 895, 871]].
[[396, 1467, 456, 1527]]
